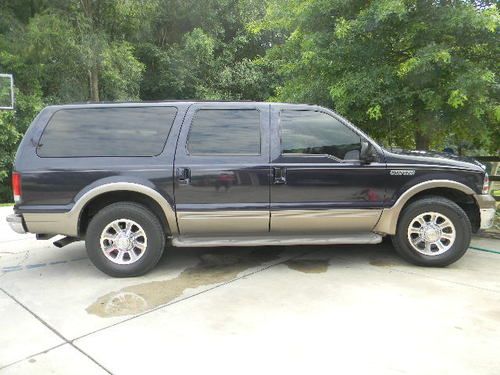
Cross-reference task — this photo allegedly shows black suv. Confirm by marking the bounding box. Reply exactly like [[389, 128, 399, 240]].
[[7, 102, 496, 277]]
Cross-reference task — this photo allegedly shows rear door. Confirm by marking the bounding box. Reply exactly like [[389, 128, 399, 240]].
[[173, 102, 271, 235]]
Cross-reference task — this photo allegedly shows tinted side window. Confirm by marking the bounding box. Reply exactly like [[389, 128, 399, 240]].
[[38, 107, 177, 157], [187, 109, 261, 155], [280, 110, 361, 160]]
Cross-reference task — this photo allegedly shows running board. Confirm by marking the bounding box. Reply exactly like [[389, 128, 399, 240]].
[[171, 233, 383, 248]]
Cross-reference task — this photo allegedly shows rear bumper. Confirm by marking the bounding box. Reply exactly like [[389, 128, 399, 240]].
[[6, 214, 27, 234], [474, 194, 496, 230]]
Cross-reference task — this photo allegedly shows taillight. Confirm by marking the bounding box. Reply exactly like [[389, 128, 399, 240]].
[[482, 173, 490, 194], [12, 172, 21, 203]]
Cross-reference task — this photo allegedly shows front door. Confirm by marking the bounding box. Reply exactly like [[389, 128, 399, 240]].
[[270, 105, 386, 233], [174, 103, 271, 235]]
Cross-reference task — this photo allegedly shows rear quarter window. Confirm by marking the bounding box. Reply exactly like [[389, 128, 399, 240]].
[[37, 107, 177, 157]]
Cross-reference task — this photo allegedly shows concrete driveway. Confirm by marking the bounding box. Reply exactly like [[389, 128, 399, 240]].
[[1, 206, 499, 374]]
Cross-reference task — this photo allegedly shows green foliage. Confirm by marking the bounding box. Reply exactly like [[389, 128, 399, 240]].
[[138, 0, 278, 100], [0, 1, 149, 200], [101, 42, 145, 100], [0, 0, 275, 201], [257, 0, 499, 151], [0, 0, 498, 203]]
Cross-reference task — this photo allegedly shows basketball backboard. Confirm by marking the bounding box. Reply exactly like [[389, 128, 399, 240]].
[[0, 74, 15, 110]]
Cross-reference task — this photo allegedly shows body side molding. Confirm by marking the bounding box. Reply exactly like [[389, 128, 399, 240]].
[[172, 233, 382, 247], [374, 179, 476, 235]]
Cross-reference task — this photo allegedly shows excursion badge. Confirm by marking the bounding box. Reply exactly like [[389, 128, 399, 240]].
[[390, 169, 416, 176]]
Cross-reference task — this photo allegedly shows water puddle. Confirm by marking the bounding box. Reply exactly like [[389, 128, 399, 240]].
[[284, 259, 330, 273], [87, 250, 332, 318], [369, 259, 397, 267], [87, 249, 283, 317]]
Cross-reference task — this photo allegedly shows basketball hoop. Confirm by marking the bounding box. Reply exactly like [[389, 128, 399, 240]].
[[0, 74, 15, 110]]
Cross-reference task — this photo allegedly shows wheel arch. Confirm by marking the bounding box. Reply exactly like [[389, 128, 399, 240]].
[[73, 183, 178, 237], [374, 180, 479, 235]]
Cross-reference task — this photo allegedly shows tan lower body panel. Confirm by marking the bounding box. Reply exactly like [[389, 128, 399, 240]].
[[178, 209, 382, 235], [270, 209, 383, 233], [24, 212, 78, 237], [25, 208, 383, 238], [176, 210, 269, 235]]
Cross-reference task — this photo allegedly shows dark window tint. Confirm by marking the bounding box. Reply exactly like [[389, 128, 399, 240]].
[[280, 110, 361, 160], [187, 109, 261, 155], [38, 107, 177, 157]]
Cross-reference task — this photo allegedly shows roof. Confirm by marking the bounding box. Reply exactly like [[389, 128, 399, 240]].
[[45, 100, 319, 109]]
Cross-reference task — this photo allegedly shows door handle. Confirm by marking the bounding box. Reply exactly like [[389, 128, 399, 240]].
[[273, 167, 287, 185], [176, 167, 191, 185]]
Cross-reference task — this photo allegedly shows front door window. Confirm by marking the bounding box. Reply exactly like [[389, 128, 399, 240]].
[[280, 110, 362, 161]]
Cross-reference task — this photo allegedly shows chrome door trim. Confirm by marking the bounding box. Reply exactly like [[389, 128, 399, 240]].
[[172, 232, 383, 247]]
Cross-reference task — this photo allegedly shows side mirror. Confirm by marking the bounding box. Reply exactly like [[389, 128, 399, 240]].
[[360, 141, 375, 164]]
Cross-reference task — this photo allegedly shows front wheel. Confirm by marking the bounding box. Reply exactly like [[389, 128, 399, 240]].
[[391, 196, 471, 267], [85, 202, 165, 277]]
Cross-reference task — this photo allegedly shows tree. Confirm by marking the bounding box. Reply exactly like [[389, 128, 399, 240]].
[[0, 0, 276, 202], [137, 0, 277, 101], [72, 0, 152, 101], [255, 0, 499, 152], [0, 0, 498, 202], [0, 0, 147, 201]]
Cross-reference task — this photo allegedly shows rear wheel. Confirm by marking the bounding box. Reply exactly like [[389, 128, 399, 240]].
[[85, 202, 165, 277], [391, 196, 471, 267]]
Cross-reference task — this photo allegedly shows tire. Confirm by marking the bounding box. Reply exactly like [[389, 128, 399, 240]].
[[391, 196, 471, 267], [85, 202, 165, 277]]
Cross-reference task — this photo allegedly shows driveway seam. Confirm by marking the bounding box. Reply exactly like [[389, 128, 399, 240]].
[[72, 248, 316, 344], [0, 287, 113, 374], [0, 343, 66, 371]]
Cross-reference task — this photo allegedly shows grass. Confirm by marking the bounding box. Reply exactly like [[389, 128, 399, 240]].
[[0, 202, 14, 207]]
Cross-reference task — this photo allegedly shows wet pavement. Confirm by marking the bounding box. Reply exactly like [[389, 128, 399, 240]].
[[1, 206, 499, 374]]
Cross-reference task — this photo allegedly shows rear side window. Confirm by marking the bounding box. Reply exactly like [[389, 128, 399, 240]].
[[280, 110, 361, 160], [187, 109, 261, 155], [37, 107, 177, 157]]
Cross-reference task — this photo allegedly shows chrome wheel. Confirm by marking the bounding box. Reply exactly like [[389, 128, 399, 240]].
[[99, 219, 148, 265], [407, 212, 456, 256]]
